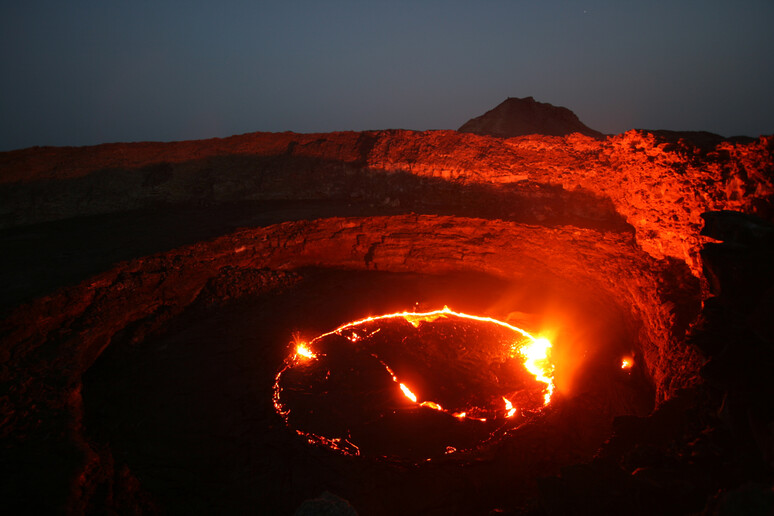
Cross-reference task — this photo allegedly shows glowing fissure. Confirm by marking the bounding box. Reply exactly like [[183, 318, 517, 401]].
[[517, 337, 554, 404], [399, 382, 418, 403], [317, 305, 554, 402], [273, 306, 554, 455], [293, 306, 554, 410], [314, 306, 534, 341], [503, 397, 517, 418], [273, 306, 556, 457], [295, 430, 360, 456], [294, 342, 317, 360]]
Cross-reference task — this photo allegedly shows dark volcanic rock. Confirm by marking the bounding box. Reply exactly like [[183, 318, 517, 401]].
[[458, 96, 604, 139], [2, 129, 773, 278], [0, 215, 699, 513], [533, 212, 774, 516], [1, 119, 773, 514]]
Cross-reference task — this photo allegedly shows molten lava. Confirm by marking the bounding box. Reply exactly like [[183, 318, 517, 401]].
[[273, 307, 555, 460], [503, 397, 517, 418], [294, 342, 317, 360], [399, 383, 418, 403]]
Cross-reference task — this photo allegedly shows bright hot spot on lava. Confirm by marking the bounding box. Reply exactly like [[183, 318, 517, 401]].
[[273, 307, 555, 461]]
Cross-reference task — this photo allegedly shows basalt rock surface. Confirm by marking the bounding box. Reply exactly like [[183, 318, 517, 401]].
[[1, 125, 773, 514], [2, 129, 772, 276]]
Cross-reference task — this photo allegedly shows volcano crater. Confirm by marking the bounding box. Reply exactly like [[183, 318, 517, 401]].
[[75, 214, 686, 514], [4, 127, 769, 514]]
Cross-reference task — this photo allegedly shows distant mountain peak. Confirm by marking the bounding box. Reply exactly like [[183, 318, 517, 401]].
[[459, 97, 604, 139]]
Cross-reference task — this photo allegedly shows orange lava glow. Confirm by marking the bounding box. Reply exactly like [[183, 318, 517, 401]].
[[309, 306, 555, 409], [399, 383, 418, 403], [420, 401, 443, 411], [273, 306, 556, 457], [503, 397, 517, 418], [519, 337, 555, 404], [294, 342, 317, 360]]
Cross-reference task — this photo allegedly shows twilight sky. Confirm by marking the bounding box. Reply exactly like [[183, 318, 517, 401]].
[[1, 1, 773, 151]]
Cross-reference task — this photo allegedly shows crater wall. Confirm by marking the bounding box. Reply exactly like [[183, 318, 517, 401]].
[[2, 130, 772, 275]]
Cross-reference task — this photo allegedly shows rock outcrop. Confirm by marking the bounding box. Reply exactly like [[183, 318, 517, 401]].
[[1, 129, 772, 276], [1, 119, 773, 514], [458, 96, 604, 139]]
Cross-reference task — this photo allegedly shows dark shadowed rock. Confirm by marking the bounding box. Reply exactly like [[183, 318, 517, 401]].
[[458, 96, 604, 139], [295, 491, 358, 516]]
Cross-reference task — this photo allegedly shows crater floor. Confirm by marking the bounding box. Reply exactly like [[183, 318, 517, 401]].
[[83, 269, 652, 515]]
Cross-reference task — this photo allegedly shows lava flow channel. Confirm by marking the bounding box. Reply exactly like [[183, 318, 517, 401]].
[[273, 307, 555, 460]]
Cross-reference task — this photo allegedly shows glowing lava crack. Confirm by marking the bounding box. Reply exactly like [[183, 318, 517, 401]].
[[273, 307, 555, 461]]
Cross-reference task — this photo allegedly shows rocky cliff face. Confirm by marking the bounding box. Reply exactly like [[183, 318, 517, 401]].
[[1, 125, 773, 514], [2, 129, 772, 276], [458, 96, 605, 139]]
